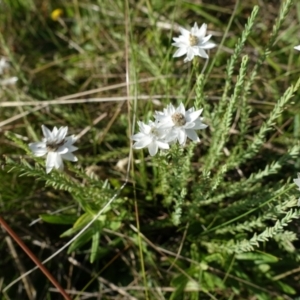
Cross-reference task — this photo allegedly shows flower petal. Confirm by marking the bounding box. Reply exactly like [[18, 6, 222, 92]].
[[200, 34, 212, 45], [172, 37, 188, 45], [148, 142, 158, 156], [294, 45, 300, 51], [52, 126, 58, 138], [197, 23, 207, 39], [183, 122, 196, 129], [61, 152, 78, 162], [192, 120, 208, 130], [179, 26, 190, 37], [46, 152, 57, 173], [201, 41, 216, 50], [177, 102, 185, 115], [156, 141, 169, 150], [55, 154, 64, 170], [29, 142, 47, 157], [57, 126, 68, 140], [186, 129, 200, 142], [197, 48, 208, 59], [186, 47, 195, 61], [132, 132, 146, 141], [57, 146, 70, 154], [133, 137, 152, 149], [191, 23, 199, 36], [173, 47, 187, 58], [186, 109, 202, 122], [158, 120, 174, 129], [42, 125, 52, 139], [64, 135, 77, 145], [193, 122, 208, 130], [67, 145, 78, 152], [164, 129, 177, 142], [177, 129, 187, 145], [138, 121, 152, 134]]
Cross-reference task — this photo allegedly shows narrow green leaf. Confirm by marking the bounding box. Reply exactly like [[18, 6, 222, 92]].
[[67, 227, 95, 254], [90, 228, 100, 263], [73, 212, 93, 230], [40, 214, 77, 225]]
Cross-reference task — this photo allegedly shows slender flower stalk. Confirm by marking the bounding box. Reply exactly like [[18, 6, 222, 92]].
[[29, 125, 78, 173], [172, 22, 216, 62]]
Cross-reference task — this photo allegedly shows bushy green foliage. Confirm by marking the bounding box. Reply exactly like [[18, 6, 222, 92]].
[[1, 0, 300, 299]]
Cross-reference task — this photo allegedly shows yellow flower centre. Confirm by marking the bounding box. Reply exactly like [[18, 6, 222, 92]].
[[189, 34, 199, 46], [172, 113, 186, 127]]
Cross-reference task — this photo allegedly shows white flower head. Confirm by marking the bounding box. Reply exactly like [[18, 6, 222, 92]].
[[294, 45, 300, 51], [172, 22, 216, 62], [154, 102, 208, 145], [132, 120, 170, 156], [29, 125, 78, 173]]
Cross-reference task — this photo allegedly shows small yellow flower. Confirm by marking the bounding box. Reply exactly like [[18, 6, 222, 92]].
[[51, 9, 63, 21]]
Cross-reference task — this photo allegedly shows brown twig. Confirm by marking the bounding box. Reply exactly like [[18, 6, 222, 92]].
[[0, 216, 71, 300]]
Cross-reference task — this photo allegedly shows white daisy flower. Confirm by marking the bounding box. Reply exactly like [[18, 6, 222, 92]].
[[154, 103, 208, 145], [294, 45, 300, 51], [29, 125, 78, 173], [172, 22, 216, 62], [132, 121, 170, 156]]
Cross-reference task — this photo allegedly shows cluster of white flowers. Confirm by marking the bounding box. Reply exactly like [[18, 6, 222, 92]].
[[27, 22, 214, 172], [25, 22, 300, 174], [132, 102, 207, 156]]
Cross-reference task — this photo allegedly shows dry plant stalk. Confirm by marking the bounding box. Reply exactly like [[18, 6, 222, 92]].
[[0, 217, 71, 300]]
